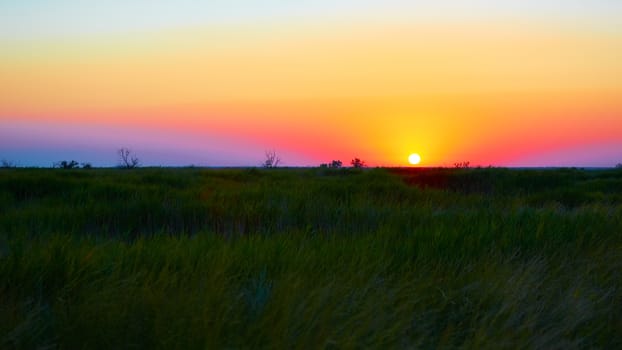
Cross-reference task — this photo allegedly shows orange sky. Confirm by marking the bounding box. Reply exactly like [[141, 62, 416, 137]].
[[1, 15, 621, 166]]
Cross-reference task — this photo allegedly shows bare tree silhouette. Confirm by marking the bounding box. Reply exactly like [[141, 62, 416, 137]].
[[118, 148, 140, 169], [262, 150, 281, 168]]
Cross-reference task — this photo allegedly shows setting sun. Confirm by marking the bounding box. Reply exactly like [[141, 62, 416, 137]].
[[408, 153, 421, 165]]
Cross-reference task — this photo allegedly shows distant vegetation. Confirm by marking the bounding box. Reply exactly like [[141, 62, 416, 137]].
[[54, 160, 79, 169], [350, 157, 366, 168], [262, 150, 281, 168], [320, 160, 343, 168], [0, 159, 16, 168], [1, 167, 621, 348], [118, 147, 140, 169], [52, 160, 92, 169], [454, 161, 471, 169]]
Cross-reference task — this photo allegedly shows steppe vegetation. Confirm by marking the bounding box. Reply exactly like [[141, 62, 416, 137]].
[[1, 167, 621, 348]]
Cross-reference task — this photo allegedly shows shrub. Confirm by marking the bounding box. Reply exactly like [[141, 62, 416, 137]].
[[454, 161, 471, 169], [55, 160, 79, 169], [320, 160, 343, 168], [351, 158, 366, 168], [330, 160, 342, 168], [118, 148, 140, 169], [262, 150, 281, 168]]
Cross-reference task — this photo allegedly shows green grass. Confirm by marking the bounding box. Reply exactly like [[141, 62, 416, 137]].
[[1, 167, 621, 348]]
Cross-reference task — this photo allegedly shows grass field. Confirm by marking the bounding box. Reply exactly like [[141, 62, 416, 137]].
[[1, 167, 621, 348]]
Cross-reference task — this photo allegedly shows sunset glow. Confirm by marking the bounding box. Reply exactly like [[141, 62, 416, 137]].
[[1, 1, 621, 167]]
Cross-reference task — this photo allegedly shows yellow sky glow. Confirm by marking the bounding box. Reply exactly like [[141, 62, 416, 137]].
[[2, 20, 621, 165]]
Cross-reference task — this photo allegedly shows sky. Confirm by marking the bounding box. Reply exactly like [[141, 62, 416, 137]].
[[1, 1, 621, 167]]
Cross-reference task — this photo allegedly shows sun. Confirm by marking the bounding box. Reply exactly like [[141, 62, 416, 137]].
[[408, 153, 421, 165]]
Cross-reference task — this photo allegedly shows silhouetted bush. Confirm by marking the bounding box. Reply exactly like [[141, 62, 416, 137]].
[[55, 160, 79, 169], [454, 161, 471, 169], [351, 158, 366, 168], [81, 162, 93, 169], [320, 160, 342, 168]]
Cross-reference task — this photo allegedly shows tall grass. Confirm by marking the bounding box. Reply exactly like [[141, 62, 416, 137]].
[[1, 167, 621, 348]]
